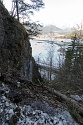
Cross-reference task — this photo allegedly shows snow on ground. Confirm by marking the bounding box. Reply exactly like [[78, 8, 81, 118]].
[[70, 95, 83, 102], [0, 84, 80, 125]]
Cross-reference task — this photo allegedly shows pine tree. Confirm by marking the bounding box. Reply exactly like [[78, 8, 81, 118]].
[[11, 0, 44, 21]]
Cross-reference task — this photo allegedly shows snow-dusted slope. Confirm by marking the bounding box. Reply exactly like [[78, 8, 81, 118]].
[[0, 83, 79, 125]]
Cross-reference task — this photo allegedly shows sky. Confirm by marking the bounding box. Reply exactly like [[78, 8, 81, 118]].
[[3, 0, 83, 28]]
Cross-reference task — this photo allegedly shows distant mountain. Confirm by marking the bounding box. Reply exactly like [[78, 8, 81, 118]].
[[41, 25, 62, 34], [40, 25, 74, 36]]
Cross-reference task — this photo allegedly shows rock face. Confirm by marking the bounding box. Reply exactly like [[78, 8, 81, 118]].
[[0, 2, 40, 82]]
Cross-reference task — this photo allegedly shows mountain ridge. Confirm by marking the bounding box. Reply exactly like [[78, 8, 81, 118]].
[[40, 25, 74, 35], [41, 25, 62, 34]]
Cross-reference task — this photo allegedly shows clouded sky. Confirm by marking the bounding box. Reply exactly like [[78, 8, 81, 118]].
[[3, 0, 83, 28]]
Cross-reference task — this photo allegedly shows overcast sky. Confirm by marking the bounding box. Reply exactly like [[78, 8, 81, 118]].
[[3, 0, 83, 28]]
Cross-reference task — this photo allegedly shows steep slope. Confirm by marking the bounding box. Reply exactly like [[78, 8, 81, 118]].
[[0, 3, 82, 125], [0, 2, 40, 82]]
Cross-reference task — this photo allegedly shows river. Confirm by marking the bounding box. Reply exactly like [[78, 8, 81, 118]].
[[30, 38, 71, 80], [30, 38, 71, 67]]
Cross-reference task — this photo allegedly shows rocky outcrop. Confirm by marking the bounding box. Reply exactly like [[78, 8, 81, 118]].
[[0, 2, 41, 82]]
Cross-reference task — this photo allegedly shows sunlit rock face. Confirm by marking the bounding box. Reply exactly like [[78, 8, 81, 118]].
[[0, 2, 40, 81]]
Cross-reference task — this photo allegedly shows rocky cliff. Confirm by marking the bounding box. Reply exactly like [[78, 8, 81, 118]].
[[0, 2, 41, 82]]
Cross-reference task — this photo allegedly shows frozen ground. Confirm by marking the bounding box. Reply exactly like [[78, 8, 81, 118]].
[[0, 84, 80, 125]]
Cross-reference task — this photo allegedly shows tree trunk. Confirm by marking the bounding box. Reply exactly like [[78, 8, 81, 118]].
[[45, 86, 83, 124], [16, 0, 19, 21]]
